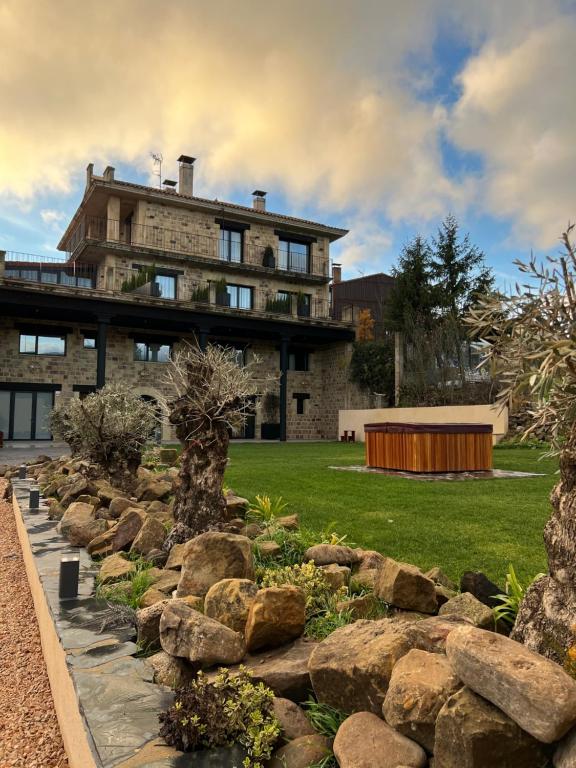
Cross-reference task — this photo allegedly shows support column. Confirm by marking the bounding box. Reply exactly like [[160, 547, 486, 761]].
[[96, 319, 109, 390], [198, 328, 210, 352], [279, 336, 289, 442]]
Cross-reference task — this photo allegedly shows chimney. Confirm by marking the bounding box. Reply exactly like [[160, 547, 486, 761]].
[[163, 179, 177, 194], [178, 155, 195, 196], [103, 165, 115, 182], [332, 263, 342, 283], [252, 190, 267, 212], [86, 163, 94, 190]]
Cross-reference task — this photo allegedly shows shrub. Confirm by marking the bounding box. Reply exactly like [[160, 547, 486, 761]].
[[492, 565, 545, 627], [159, 668, 280, 768], [95, 558, 154, 610], [259, 561, 341, 620], [121, 265, 156, 293], [303, 698, 347, 738], [191, 284, 210, 303], [248, 494, 288, 525], [254, 525, 318, 568], [305, 603, 354, 640]]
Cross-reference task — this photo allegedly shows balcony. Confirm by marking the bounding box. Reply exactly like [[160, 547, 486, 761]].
[[66, 215, 329, 280], [1, 253, 337, 324]]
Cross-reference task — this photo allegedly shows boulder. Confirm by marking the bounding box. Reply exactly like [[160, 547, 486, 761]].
[[319, 564, 350, 591], [336, 593, 384, 620], [137, 600, 170, 650], [460, 571, 504, 609], [86, 508, 145, 557], [334, 712, 427, 768], [206, 638, 317, 702], [242, 523, 262, 539], [304, 544, 360, 566], [45, 498, 65, 521], [434, 687, 548, 768], [136, 479, 173, 502], [425, 566, 458, 592], [146, 548, 168, 567], [145, 500, 174, 525], [383, 649, 461, 752], [554, 727, 576, 768], [204, 578, 259, 633], [256, 541, 282, 560], [59, 476, 89, 507], [272, 698, 316, 741], [139, 587, 167, 608], [130, 515, 166, 557], [57, 502, 106, 546], [435, 585, 457, 606], [176, 532, 254, 597], [165, 542, 186, 570], [446, 625, 576, 743], [308, 619, 412, 714], [375, 559, 438, 614], [225, 493, 249, 518], [147, 568, 180, 594], [405, 615, 474, 654], [94, 481, 123, 505], [160, 601, 245, 667], [246, 587, 306, 652], [269, 734, 331, 768], [276, 513, 299, 530], [439, 592, 495, 629], [108, 496, 133, 518], [354, 548, 387, 571], [350, 568, 379, 591], [98, 553, 136, 585], [146, 650, 194, 688]]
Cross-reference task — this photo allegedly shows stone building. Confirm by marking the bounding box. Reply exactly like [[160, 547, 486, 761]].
[[0, 157, 369, 442]]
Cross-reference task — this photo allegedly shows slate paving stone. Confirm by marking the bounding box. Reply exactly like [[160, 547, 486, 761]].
[[329, 465, 545, 481]]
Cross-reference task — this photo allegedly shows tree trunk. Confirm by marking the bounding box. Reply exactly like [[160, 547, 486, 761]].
[[166, 422, 229, 546], [511, 428, 576, 662]]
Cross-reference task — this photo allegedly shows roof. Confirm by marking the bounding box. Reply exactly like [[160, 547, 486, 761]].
[[333, 272, 394, 286], [58, 175, 349, 251]]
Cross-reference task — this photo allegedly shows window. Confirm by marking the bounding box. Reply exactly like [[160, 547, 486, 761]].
[[296, 293, 311, 317], [279, 238, 309, 273], [83, 334, 96, 349], [5, 265, 94, 288], [226, 284, 253, 310], [19, 333, 66, 356], [293, 392, 310, 414], [129, 265, 178, 299], [288, 350, 309, 371], [219, 228, 243, 263], [154, 273, 176, 299], [134, 341, 172, 362], [265, 290, 292, 314]]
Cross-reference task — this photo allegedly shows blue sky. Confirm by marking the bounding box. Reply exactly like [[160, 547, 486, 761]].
[[0, 0, 574, 287]]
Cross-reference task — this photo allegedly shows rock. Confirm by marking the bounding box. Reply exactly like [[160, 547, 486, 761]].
[[139, 587, 167, 608], [130, 515, 167, 557], [446, 625, 576, 743], [308, 619, 412, 714], [75, 494, 100, 508], [57, 502, 106, 546], [246, 587, 306, 652], [319, 564, 350, 591], [165, 542, 186, 570], [269, 734, 331, 768], [204, 578, 259, 633], [336, 593, 384, 619], [176, 532, 254, 597], [145, 500, 174, 525], [350, 568, 379, 591], [59, 476, 89, 507], [383, 649, 461, 752], [86, 508, 145, 557], [434, 687, 548, 768], [225, 494, 249, 517], [425, 566, 458, 592], [242, 522, 262, 539], [272, 698, 316, 741], [334, 712, 427, 768], [137, 466, 154, 481], [148, 568, 181, 594], [94, 481, 123, 505], [137, 600, 170, 650], [439, 592, 494, 629], [304, 544, 360, 566], [108, 496, 132, 518], [136, 479, 173, 502], [159, 448, 178, 465], [45, 498, 65, 521], [554, 727, 576, 768], [207, 638, 317, 702], [224, 518, 245, 534], [98, 553, 136, 584], [146, 548, 168, 567], [375, 559, 438, 614], [146, 650, 193, 688], [160, 601, 245, 667], [257, 541, 282, 559], [435, 585, 457, 606], [354, 548, 387, 570], [276, 514, 299, 530], [460, 571, 504, 609]]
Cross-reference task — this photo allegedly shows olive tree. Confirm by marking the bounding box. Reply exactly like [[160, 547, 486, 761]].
[[50, 383, 157, 485], [467, 224, 576, 661], [162, 343, 270, 544]]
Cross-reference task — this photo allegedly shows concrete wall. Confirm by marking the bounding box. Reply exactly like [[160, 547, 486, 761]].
[[339, 403, 509, 444]]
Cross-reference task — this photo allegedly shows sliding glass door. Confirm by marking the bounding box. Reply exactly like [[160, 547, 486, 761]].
[[0, 390, 55, 440]]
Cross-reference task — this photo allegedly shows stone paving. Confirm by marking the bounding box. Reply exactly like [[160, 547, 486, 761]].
[[329, 465, 545, 481]]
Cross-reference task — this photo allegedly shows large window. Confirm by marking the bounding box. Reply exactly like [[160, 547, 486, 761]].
[[5, 266, 93, 288], [154, 272, 177, 299], [219, 228, 243, 263], [288, 349, 310, 371], [279, 238, 309, 273], [226, 284, 253, 310], [134, 340, 172, 362], [19, 333, 66, 356]]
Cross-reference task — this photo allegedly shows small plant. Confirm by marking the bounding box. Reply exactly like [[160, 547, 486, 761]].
[[265, 295, 292, 314], [492, 565, 545, 627], [254, 526, 318, 568], [159, 668, 280, 768], [95, 558, 154, 610], [319, 522, 351, 547], [259, 561, 341, 620], [190, 284, 210, 303], [121, 265, 157, 293], [248, 494, 288, 524], [303, 698, 347, 738], [305, 603, 354, 640]]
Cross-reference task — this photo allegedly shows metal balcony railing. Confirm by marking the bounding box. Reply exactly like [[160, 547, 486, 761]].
[[67, 215, 329, 278], [3, 252, 97, 288]]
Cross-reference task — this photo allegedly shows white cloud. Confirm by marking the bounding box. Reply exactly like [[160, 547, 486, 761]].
[[40, 209, 66, 225]]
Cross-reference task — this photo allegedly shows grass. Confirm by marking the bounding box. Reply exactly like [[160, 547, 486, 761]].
[[222, 441, 556, 587]]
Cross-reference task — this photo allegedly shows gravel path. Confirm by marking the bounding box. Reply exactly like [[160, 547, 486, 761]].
[[0, 480, 69, 768]]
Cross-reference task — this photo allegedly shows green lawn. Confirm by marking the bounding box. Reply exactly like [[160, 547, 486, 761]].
[[224, 441, 556, 587]]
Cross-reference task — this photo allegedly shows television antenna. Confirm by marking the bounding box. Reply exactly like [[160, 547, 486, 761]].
[[150, 152, 163, 188]]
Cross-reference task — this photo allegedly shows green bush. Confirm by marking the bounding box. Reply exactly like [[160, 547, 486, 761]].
[[305, 604, 354, 640], [265, 295, 292, 314], [159, 668, 280, 768], [254, 525, 318, 568], [121, 265, 156, 293], [95, 558, 153, 610], [492, 564, 545, 627], [259, 561, 342, 620], [191, 284, 210, 303], [248, 494, 288, 525]]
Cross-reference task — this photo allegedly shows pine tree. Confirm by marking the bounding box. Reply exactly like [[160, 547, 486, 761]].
[[385, 235, 436, 333]]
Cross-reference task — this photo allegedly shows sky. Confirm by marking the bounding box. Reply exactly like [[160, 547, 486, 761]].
[[0, 0, 575, 286]]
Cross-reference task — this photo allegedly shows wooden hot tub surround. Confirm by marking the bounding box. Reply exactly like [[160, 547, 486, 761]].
[[365, 422, 493, 473]]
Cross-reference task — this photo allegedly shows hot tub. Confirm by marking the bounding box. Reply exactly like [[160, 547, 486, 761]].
[[364, 422, 493, 473]]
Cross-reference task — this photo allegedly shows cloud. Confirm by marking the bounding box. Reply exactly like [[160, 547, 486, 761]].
[[40, 209, 65, 225], [449, 15, 576, 246]]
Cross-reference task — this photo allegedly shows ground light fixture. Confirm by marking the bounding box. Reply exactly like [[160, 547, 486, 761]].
[[28, 486, 40, 512], [59, 551, 80, 600]]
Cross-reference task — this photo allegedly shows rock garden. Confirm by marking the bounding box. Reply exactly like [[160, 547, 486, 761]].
[[4, 341, 576, 768]]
